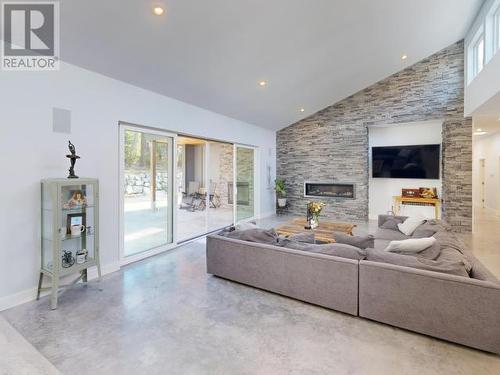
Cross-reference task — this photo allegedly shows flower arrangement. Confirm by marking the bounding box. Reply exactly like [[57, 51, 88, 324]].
[[307, 201, 326, 229]]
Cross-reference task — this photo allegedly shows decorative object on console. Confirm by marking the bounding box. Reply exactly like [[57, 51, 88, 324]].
[[306, 201, 326, 229], [419, 187, 438, 199], [275, 179, 287, 208], [402, 188, 420, 198], [66, 140, 80, 179]]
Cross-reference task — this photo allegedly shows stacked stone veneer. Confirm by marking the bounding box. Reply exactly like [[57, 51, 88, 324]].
[[124, 171, 169, 195], [217, 143, 234, 207], [277, 41, 472, 232]]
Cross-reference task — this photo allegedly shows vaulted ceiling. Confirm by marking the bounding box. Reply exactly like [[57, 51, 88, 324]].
[[60, 0, 483, 130]]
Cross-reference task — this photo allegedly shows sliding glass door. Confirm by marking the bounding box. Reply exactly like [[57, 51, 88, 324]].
[[122, 126, 174, 257], [235, 146, 255, 222], [120, 125, 257, 257]]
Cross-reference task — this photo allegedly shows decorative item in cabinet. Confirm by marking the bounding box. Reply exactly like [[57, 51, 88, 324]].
[[39, 178, 101, 309]]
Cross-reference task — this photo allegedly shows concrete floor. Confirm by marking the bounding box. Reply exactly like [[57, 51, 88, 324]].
[[124, 195, 253, 255], [2, 213, 500, 374]]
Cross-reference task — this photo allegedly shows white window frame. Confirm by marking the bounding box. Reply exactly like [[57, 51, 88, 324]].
[[494, 5, 500, 54], [471, 31, 485, 79]]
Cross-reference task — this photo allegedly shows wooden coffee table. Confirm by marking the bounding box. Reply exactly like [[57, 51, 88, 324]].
[[275, 218, 356, 244]]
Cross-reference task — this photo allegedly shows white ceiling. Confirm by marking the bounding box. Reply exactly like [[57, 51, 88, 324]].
[[60, 0, 483, 130], [473, 116, 500, 136]]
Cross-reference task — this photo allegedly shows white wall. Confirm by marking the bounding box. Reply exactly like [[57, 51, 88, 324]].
[[0, 62, 276, 310], [473, 133, 500, 212], [368, 121, 443, 220]]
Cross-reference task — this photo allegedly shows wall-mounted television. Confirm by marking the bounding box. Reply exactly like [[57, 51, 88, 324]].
[[372, 144, 440, 179]]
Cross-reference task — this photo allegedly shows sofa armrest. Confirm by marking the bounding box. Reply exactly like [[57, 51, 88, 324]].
[[359, 260, 500, 353]]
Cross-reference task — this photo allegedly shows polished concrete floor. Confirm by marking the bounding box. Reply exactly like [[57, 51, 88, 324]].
[[2, 214, 500, 374], [462, 208, 500, 278]]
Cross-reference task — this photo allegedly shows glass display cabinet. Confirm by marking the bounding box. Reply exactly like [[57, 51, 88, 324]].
[[39, 178, 101, 309]]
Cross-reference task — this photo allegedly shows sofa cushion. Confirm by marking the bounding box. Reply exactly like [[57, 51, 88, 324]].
[[366, 249, 470, 277], [385, 237, 437, 253], [398, 216, 426, 236], [280, 240, 367, 260], [411, 220, 450, 238], [380, 217, 405, 230], [224, 228, 279, 245], [374, 228, 411, 241], [235, 221, 259, 231], [333, 232, 374, 249], [378, 215, 407, 228], [277, 232, 316, 244], [470, 260, 499, 283]]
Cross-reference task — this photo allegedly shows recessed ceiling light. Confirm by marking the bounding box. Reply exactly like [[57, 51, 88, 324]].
[[299, 108, 305, 113], [476, 128, 482, 132], [258, 80, 267, 87], [153, 6, 165, 15], [474, 130, 487, 135], [401, 54, 408, 60]]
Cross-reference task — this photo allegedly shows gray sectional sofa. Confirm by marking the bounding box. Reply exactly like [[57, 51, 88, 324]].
[[206, 216, 500, 354]]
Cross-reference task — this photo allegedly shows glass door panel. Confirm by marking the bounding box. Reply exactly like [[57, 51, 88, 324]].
[[207, 141, 234, 232], [123, 128, 173, 256], [235, 146, 255, 222], [175, 136, 208, 241]]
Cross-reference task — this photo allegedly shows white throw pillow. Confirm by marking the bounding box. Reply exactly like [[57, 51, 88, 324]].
[[384, 237, 436, 253], [397, 216, 426, 235], [235, 221, 259, 231]]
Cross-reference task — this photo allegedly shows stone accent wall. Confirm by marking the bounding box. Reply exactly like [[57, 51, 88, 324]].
[[218, 143, 234, 207], [277, 41, 472, 232]]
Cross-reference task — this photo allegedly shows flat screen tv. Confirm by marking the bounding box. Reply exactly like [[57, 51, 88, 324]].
[[372, 144, 440, 179]]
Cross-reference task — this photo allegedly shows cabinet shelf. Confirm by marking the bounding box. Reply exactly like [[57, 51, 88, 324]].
[[43, 205, 95, 212], [43, 233, 95, 242]]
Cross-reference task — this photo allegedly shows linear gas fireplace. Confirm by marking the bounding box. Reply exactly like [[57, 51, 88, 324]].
[[304, 182, 355, 199]]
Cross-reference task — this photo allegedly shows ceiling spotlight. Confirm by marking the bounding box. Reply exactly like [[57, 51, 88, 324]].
[[476, 128, 482, 132], [401, 54, 408, 60], [299, 108, 305, 112], [153, 6, 165, 15], [258, 80, 267, 87], [474, 130, 487, 135]]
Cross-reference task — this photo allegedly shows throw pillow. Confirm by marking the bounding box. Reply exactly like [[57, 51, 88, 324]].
[[380, 217, 404, 230], [384, 237, 436, 253], [397, 216, 426, 235], [225, 228, 278, 245], [333, 232, 374, 249]]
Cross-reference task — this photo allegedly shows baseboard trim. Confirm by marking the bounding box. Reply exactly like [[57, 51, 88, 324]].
[[0, 261, 121, 312]]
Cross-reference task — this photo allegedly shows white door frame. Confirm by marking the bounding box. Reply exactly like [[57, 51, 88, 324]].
[[479, 158, 486, 209], [119, 122, 178, 266], [233, 144, 259, 223]]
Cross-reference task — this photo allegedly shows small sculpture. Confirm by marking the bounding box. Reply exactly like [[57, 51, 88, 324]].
[[61, 250, 75, 268], [66, 141, 80, 179]]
